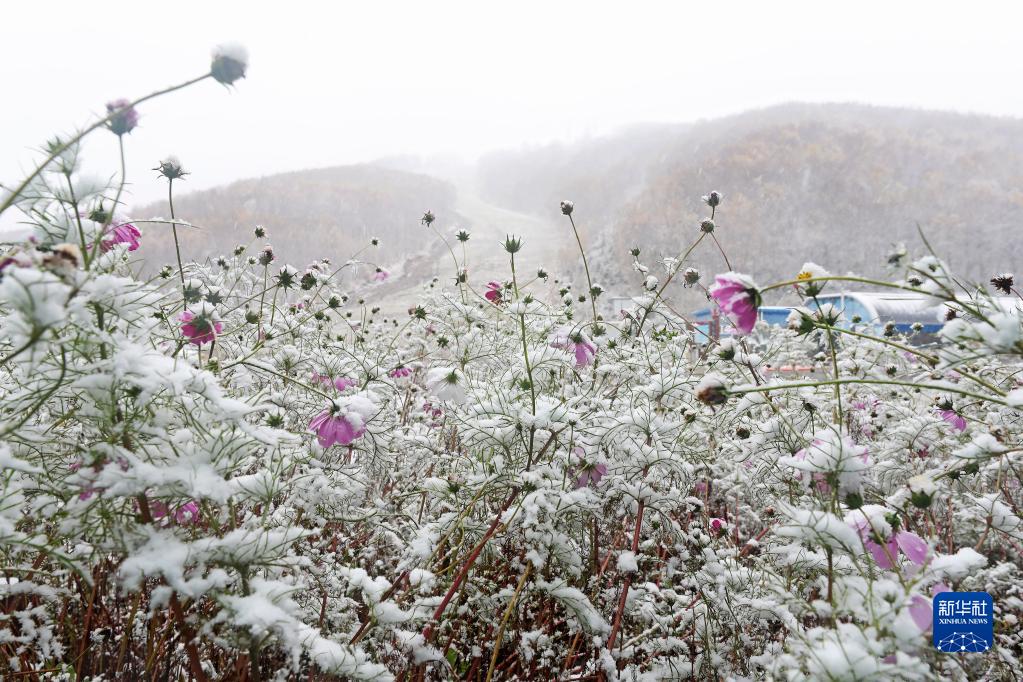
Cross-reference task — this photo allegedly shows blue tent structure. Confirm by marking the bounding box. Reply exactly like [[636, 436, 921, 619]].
[[803, 292, 945, 335], [690, 306, 793, 342]]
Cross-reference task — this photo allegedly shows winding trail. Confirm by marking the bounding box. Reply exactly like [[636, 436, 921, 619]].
[[361, 191, 573, 316]]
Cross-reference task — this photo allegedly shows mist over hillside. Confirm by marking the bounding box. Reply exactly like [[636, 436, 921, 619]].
[[134, 164, 461, 278], [133, 103, 1023, 309], [477, 103, 1023, 305]]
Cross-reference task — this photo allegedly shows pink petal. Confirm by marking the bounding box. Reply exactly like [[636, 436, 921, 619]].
[[909, 594, 932, 631], [896, 531, 929, 565], [866, 538, 896, 569]]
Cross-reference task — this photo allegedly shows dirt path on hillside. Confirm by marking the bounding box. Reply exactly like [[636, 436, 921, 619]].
[[358, 192, 573, 316]]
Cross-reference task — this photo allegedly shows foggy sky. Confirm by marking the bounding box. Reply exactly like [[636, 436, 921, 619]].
[[2, 0, 1023, 230]]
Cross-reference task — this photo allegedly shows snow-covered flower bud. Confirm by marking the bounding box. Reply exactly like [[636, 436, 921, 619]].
[[560, 200, 574, 216], [696, 374, 729, 406], [421, 211, 435, 227], [702, 191, 722, 208], [683, 267, 701, 286], [275, 265, 298, 289], [700, 218, 715, 234], [908, 474, 937, 509], [211, 43, 248, 85], [182, 278, 204, 303], [105, 99, 139, 136], [786, 307, 816, 335], [154, 155, 187, 180]]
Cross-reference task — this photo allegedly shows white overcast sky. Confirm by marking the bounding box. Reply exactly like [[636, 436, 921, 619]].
[[2, 0, 1023, 226]]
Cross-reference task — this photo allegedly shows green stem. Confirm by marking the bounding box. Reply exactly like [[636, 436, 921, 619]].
[[0, 73, 212, 216], [730, 378, 1015, 409], [168, 178, 185, 291], [567, 213, 599, 334]]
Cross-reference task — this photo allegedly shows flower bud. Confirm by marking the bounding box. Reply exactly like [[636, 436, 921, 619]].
[[421, 211, 436, 227], [700, 219, 715, 234], [702, 191, 722, 208], [695, 374, 728, 406], [105, 99, 139, 136], [908, 474, 936, 509], [683, 267, 701, 286], [503, 235, 523, 254], [560, 200, 574, 216], [211, 43, 248, 85], [154, 156, 187, 180]]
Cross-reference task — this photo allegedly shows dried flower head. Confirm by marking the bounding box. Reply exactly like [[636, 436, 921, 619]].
[[991, 273, 1014, 295]]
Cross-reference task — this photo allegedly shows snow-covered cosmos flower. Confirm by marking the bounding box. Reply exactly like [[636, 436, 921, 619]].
[[551, 328, 597, 368], [100, 220, 141, 252], [389, 366, 412, 380], [179, 303, 223, 346], [308, 395, 375, 448], [937, 408, 966, 432], [781, 432, 869, 496], [426, 367, 466, 403], [795, 262, 829, 296], [709, 272, 761, 335], [846, 505, 929, 569], [373, 268, 389, 282], [571, 448, 606, 489], [574, 462, 607, 489]]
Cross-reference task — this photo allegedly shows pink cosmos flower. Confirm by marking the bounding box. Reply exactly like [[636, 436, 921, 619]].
[[180, 305, 223, 346], [574, 462, 607, 489], [422, 400, 444, 427], [334, 376, 357, 391], [174, 501, 200, 525], [100, 220, 141, 252], [848, 509, 929, 569], [309, 411, 364, 447], [150, 500, 200, 525], [373, 268, 389, 282], [938, 408, 967, 433], [551, 329, 597, 368], [389, 366, 413, 379], [709, 273, 761, 335], [484, 281, 503, 304], [789, 436, 869, 495], [309, 397, 374, 448]]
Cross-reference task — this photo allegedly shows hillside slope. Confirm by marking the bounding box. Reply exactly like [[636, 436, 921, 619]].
[[476, 104, 1023, 305], [134, 164, 461, 275]]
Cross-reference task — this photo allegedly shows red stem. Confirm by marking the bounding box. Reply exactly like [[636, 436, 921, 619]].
[[421, 488, 519, 643]]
